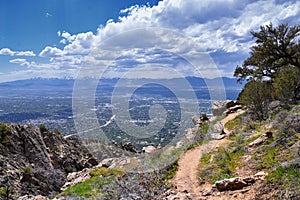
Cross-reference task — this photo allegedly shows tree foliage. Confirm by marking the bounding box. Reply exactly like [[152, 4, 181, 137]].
[[273, 65, 300, 101], [234, 23, 300, 82], [235, 23, 300, 119], [238, 81, 273, 120]]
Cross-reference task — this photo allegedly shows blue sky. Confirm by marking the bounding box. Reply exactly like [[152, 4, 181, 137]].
[[0, 0, 299, 82]]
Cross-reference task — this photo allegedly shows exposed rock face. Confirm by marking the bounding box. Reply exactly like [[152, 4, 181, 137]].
[[225, 105, 242, 115], [208, 120, 226, 140], [210, 121, 224, 134], [0, 124, 97, 199], [286, 113, 300, 133], [212, 101, 228, 116], [212, 100, 240, 116]]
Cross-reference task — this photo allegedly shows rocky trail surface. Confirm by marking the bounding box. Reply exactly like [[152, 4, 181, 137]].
[[171, 110, 244, 199]]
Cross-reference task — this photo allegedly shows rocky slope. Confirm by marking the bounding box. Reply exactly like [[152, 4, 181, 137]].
[[194, 103, 300, 199], [1, 101, 299, 200], [0, 124, 97, 199]]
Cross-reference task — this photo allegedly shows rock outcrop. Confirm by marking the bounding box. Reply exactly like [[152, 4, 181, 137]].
[[213, 177, 255, 191], [248, 131, 273, 147], [212, 100, 241, 116], [142, 145, 157, 153], [0, 124, 97, 199], [212, 171, 268, 192], [212, 101, 229, 116]]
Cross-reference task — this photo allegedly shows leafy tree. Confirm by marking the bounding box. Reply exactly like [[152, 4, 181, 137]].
[[238, 80, 273, 120], [235, 23, 300, 119], [234, 23, 300, 100], [273, 65, 300, 101]]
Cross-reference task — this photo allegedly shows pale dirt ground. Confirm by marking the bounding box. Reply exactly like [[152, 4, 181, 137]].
[[170, 110, 246, 199]]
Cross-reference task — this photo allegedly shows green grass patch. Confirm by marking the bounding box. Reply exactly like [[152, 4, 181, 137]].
[[59, 167, 123, 198], [224, 115, 243, 131], [266, 166, 300, 189], [198, 145, 244, 184], [255, 146, 280, 169], [200, 123, 209, 134], [162, 161, 178, 180], [89, 167, 123, 177]]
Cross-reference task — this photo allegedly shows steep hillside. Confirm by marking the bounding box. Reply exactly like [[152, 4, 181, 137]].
[[195, 103, 300, 199], [0, 124, 97, 199]]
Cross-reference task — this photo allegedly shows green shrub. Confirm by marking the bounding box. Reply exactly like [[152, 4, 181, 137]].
[[0, 123, 11, 144], [24, 165, 32, 174], [0, 187, 6, 197], [39, 124, 48, 132], [53, 129, 61, 135], [266, 166, 300, 189], [162, 161, 178, 180], [200, 123, 209, 134], [0, 186, 13, 199], [238, 81, 273, 120]]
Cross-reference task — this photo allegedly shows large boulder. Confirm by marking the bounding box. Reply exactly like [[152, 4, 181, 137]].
[[248, 131, 273, 147], [226, 100, 236, 109], [286, 113, 300, 133], [192, 116, 201, 125], [208, 121, 225, 139], [213, 177, 254, 191], [142, 145, 156, 153], [210, 121, 224, 134]]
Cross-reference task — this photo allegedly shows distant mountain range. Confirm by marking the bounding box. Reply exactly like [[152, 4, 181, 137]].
[[0, 77, 244, 98]]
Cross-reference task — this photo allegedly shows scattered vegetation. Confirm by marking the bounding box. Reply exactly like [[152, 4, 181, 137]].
[[0, 186, 14, 199], [213, 22, 300, 197], [266, 166, 300, 189], [162, 161, 178, 180], [198, 103, 300, 198], [198, 146, 244, 184], [59, 167, 123, 198], [53, 128, 61, 135], [39, 124, 48, 132], [224, 114, 243, 130], [0, 123, 11, 144]]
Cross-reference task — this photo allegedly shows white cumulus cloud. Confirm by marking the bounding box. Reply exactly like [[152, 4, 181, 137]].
[[2, 0, 300, 81], [39, 46, 64, 57], [9, 58, 30, 66], [0, 48, 36, 56]]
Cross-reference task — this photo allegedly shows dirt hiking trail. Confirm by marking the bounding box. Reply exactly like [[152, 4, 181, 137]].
[[171, 110, 244, 198]]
